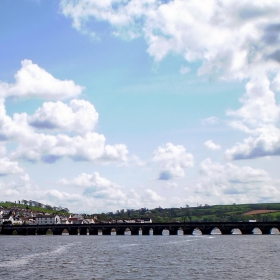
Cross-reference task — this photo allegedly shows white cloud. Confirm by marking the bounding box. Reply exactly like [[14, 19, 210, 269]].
[[57, 172, 164, 210], [0, 91, 128, 164], [11, 132, 128, 163], [141, 189, 165, 203], [204, 140, 221, 150], [28, 99, 98, 134], [201, 116, 219, 125], [0, 157, 24, 176], [195, 158, 275, 199], [59, 172, 125, 200], [153, 142, 193, 180], [225, 125, 280, 160], [61, 0, 280, 163], [227, 77, 280, 127], [226, 77, 280, 160], [0, 60, 84, 100], [61, 0, 280, 80]]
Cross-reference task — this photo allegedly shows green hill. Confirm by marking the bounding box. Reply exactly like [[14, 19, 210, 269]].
[[94, 203, 280, 223], [0, 201, 69, 215]]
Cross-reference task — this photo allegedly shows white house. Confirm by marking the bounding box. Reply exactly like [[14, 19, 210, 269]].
[[35, 214, 61, 225]]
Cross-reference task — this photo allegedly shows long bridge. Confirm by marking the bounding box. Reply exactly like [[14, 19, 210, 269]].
[[1, 222, 280, 235]]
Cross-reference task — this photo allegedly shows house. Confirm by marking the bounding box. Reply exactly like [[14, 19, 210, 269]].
[[0, 214, 23, 225], [134, 218, 152, 223], [35, 214, 61, 225], [68, 214, 84, 224], [84, 218, 95, 224]]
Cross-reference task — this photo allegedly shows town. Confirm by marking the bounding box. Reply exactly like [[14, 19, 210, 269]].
[[0, 200, 152, 226]]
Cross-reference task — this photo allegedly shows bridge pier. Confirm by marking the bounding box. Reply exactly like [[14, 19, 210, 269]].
[[220, 228, 233, 235], [27, 228, 37, 235], [69, 228, 78, 235], [260, 227, 275, 235], [183, 227, 194, 235], [37, 229, 47, 235], [131, 228, 139, 235], [116, 228, 126, 235], [153, 227, 163, 235], [79, 228, 88, 235], [141, 228, 150, 235], [240, 228, 253, 235], [169, 227, 178, 235], [89, 228, 99, 235], [53, 229, 63, 235], [102, 228, 112, 235], [200, 227, 213, 235]]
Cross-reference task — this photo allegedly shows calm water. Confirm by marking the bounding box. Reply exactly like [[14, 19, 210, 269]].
[[1, 234, 280, 280]]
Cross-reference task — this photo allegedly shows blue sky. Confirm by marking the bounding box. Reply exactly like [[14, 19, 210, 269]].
[[1, 0, 280, 213]]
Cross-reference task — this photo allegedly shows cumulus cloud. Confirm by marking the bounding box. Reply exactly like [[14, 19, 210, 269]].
[[226, 77, 280, 160], [61, 0, 280, 162], [225, 125, 280, 160], [195, 158, 274, 198], [227, 77, 280, 127], [0, 157, 24, 176], [0, 60, 84, 100], [153, 142, 193, 180], [11, 132, 128, 163], [204, 140, 221, 150], [61, 0, 280, 79], [59, 172, 125, 200], [141, 189, 165, 203], [0, 62, 128, 164], [58, 172, 164, 209], [0, 95, 128, 164], [28, 99, 98, 134]]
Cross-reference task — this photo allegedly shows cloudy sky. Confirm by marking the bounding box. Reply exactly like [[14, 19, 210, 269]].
[[1, 0, 280, 213]]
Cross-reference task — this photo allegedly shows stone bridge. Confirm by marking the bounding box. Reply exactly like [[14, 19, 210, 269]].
[[1, 222, 280, 236]]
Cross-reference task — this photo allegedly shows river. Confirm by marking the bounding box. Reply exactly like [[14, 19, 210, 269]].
[[1, 234, 280, 279]]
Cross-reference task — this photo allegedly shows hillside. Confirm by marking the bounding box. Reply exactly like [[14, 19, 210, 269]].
[[94, 203, 280, 223], [0, 201, 69, 216], [2, 201, 280, 223]]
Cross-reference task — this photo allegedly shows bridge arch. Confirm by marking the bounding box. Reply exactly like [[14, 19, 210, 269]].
[[193, 227, 202, 235], [62, 229, 69, 235], [252, 227, 262, 234], [177, 227, 184, 235], [12, 229, 18, 235], [124, 227, 131, 235], [162, 228, 170, 235], [270, 227, 280, 234], [210, 227, 222, 235], [46, 229, 53, 235], [230, 228, 242, 234]]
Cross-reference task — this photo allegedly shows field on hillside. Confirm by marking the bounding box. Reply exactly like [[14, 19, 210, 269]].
[[0, 202, 68, 215], [243, 210, 280, 215]]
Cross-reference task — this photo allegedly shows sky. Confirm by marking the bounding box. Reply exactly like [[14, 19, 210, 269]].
[[1, 0, 280, 213]]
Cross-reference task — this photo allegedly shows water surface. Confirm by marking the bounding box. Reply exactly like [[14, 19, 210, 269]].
[[1, 235, 279, 279]]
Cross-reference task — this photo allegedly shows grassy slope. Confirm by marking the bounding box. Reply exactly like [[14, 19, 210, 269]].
[[0, 202, 68, 215]]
